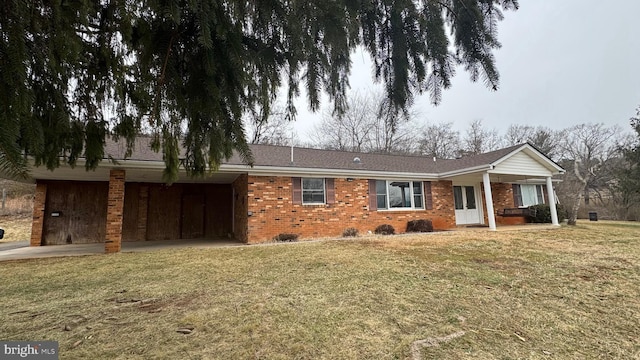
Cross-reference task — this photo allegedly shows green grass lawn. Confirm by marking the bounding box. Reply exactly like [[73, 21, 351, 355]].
[[1, 222, 639, 359]]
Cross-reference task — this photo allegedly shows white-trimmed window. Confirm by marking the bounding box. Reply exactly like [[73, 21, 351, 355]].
[[302, 178, 325, 204], [513, 184, 545, 207], [375, 180, 425, 210]]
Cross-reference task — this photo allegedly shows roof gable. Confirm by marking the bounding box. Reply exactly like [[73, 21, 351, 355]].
[[489, 143, 565, 176]]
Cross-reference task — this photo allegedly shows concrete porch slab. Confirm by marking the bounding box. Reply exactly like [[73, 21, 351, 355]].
[[454, 224, 562, 232]]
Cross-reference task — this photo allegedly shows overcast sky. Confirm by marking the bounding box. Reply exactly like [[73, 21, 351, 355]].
[[288, 0, 640, 142]]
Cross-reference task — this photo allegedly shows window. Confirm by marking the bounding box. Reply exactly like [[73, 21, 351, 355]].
[[375, 180, 424, 210], [513, 184, 545, 207], [302, 178, 325, 204], [453, 186, 464, 210]]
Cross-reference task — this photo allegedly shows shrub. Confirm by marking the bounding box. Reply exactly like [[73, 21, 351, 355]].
[[273, 233, 299, 242], [557, 204, 567, 222], [528, 204, 567, 223], [342, 227, 358, 237], [406, 219, 434, 233], [374, 224, 395, 235]]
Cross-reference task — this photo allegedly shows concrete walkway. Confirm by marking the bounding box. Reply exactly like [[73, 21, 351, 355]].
[[0, 224, 562, 262], [0, 239, 242, 262]]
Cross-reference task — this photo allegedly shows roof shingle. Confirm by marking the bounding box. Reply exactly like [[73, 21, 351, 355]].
[[104, 138, 531, 175]]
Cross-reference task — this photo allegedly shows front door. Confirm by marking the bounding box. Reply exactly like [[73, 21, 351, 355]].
[[454, 185, 481, 225]]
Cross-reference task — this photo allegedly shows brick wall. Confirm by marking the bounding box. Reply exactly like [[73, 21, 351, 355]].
[[245, 176, 456, 243], [105, 169, 126, 253], [482, 182, 527, 225], [232, 174, 249, 243], [29, 182, 47, 246]]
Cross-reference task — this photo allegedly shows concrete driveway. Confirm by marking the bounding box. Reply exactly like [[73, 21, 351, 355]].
[[0, 240, 29, 252], [0, 239, 242, 262]]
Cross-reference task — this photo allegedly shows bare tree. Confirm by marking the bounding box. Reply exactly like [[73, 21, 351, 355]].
[[311, 91, 374, 152], [418, 121, 461, 159], [612, 106, 640, 220], [311, 90, 421, 154], [504, 124, 558, 159], [461, 119, 502, 155], [529, 127, 560, 159], [245, 104, 293, 146], [504, 124, 535, 145], [555, 123, 622, 225]]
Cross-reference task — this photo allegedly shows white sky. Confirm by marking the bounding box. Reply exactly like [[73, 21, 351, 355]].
[[289, 0, 640, 142]]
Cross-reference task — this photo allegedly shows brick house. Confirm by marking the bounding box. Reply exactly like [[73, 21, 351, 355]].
[[23, 140, 564, 253]]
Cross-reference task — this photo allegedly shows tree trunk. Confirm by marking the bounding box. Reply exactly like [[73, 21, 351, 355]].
[[567, 191, 584, 226]]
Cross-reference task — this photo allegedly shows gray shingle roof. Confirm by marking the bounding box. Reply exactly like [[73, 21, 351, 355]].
[[104, 137, 530, 175]]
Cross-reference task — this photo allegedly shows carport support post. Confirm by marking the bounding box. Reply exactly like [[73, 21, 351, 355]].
[[546, 176, 560, 226], [105, 169, 126, 253], [30, 183, 47, 246], [482, 172, 497, 231]]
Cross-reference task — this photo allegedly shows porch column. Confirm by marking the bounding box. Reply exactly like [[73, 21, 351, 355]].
[[546, 176, 560, 226], [482, 172, 497, 231], [105, 169, 126, 253]]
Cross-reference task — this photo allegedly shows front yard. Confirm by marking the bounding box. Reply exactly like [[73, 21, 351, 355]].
[[0, 214, 32, 242], [1, 222, 639, 359]]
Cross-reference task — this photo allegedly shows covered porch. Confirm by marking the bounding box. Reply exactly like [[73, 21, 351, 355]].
[[441, 146, 565, 230]]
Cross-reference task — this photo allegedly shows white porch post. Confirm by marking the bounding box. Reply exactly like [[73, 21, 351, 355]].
[[482, 172, 497, 231], [546, 176, 560, 226]]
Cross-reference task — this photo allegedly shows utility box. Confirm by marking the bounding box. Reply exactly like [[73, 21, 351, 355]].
[[588, 212, 598, 221]]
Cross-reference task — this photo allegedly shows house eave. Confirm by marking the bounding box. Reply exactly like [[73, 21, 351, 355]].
[[438, 164, 494, 179], [223, 164, 440, 180], [26, 158, 442, 182]]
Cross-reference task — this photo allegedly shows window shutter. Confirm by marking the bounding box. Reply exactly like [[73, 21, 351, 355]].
[[512, 184, 522, 207], [292, 177, 302, 204], [368, 179, 377, 211], [424, 181, 433, 210], [326, 178, 335, 204]]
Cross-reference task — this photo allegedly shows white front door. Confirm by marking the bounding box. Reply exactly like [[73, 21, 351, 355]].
[[454, 185, 481, 225]]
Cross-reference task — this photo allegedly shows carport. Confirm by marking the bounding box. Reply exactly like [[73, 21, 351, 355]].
[[27, 155, 249, 253]]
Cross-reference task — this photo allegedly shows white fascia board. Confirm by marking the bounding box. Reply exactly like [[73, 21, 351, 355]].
[[221, 164, 440, 180], [437, 164, 493, 178], [102, 159, 168, 169], [29, 158, 441, 180], [512, 178, 563, 184], [30, 158, 168, 171]]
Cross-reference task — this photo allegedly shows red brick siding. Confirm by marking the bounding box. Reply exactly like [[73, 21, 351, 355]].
[[105, 169, 126, 253], [481, 182, 527, 225], [246, 176, 456, 243], [29, 182, 47, 246]]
